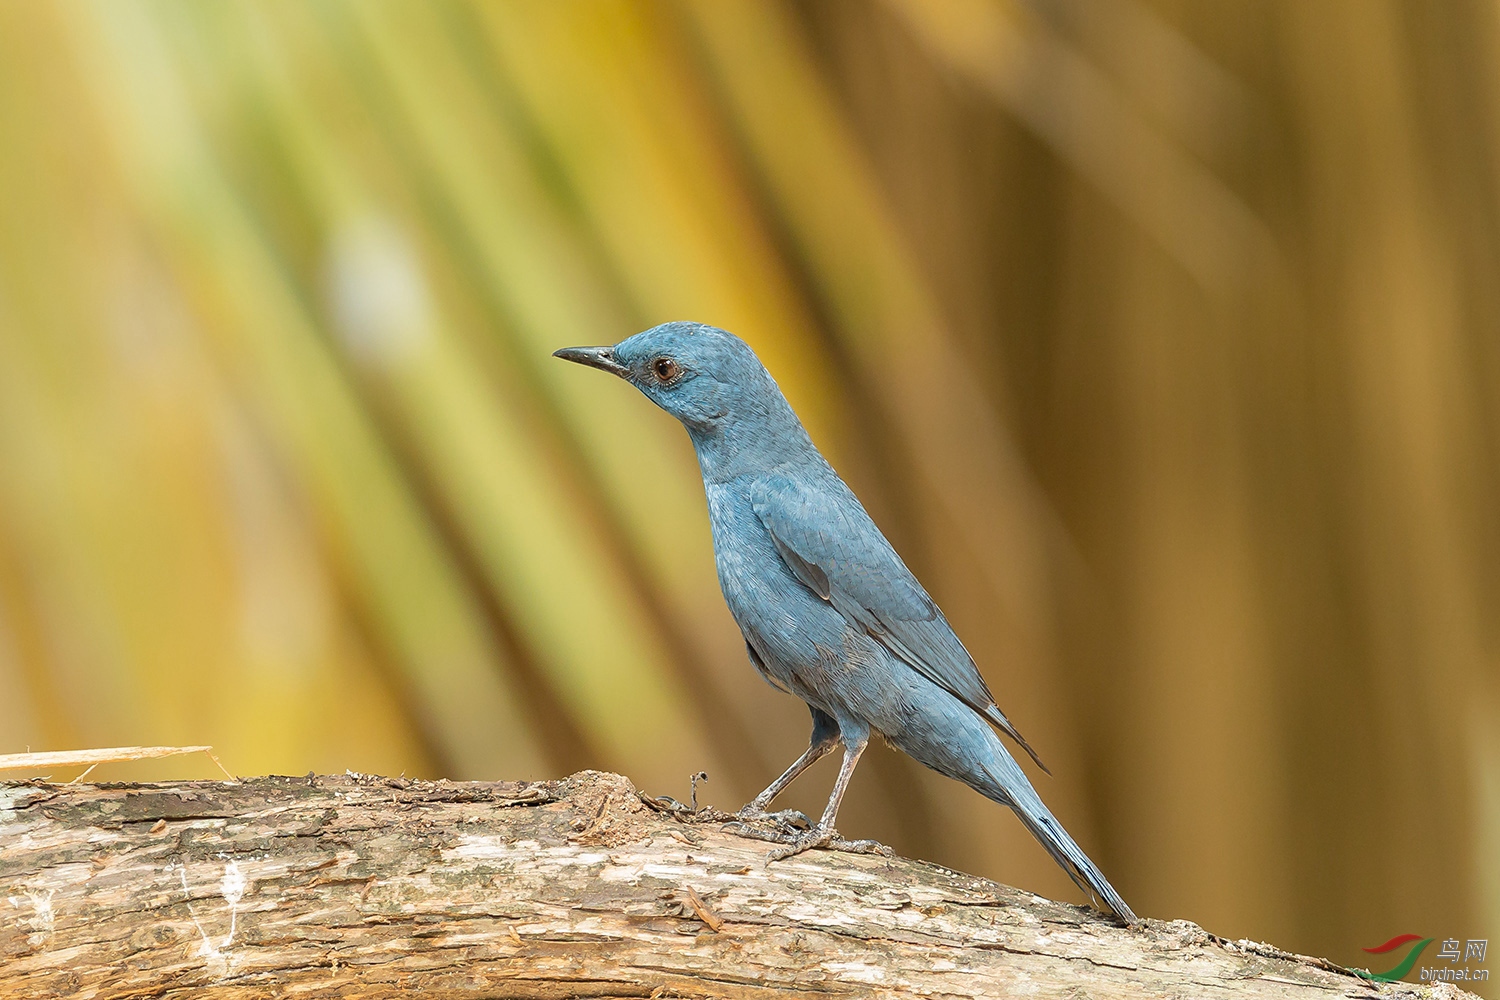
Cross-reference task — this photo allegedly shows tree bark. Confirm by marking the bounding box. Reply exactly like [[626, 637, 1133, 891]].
[[0, 771, 1472, 998]]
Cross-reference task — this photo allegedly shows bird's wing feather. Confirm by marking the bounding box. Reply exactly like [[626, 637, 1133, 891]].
[[751, 475, 1048, 771]]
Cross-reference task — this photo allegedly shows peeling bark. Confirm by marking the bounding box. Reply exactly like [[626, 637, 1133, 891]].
[[0, 772, 1474, 998]]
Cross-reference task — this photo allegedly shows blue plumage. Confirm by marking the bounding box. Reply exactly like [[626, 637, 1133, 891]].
[[555, 321, 1136, 923]]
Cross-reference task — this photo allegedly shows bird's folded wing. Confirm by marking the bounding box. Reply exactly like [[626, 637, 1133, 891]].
[[750, 475, 1047, 771]]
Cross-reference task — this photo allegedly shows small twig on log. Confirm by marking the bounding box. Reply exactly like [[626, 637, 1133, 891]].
[[683, 885, 723, 932], [0, 745, 236, 781]]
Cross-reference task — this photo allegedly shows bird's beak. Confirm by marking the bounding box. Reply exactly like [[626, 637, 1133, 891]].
[[552, 345, 630, 378]]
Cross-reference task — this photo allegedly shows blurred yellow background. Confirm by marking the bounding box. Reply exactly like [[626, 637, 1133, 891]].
[[0, 0, 1495, 985]]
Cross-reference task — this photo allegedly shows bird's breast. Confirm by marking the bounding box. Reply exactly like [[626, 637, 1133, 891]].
[[704, 483, 785, 615], [705, 481, 853, 677]]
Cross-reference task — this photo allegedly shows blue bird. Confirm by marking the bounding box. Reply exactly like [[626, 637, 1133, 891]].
[[555, 321, 1137, 923]]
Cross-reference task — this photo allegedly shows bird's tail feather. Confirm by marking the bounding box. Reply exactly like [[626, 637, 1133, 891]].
[[1009, 799, 1137, 924], [905, 700, 1137, 922]]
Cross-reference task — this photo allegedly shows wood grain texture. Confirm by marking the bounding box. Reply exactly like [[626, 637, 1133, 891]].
[[0, 772, 1474, 998]]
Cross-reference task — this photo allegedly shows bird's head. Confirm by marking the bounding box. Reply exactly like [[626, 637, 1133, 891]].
[[554, 321, 786, 434]]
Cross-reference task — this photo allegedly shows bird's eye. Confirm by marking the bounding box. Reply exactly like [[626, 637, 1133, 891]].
[[652, 357, 680, 382]]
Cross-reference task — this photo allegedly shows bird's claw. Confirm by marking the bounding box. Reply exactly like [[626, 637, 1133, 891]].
[[829, 837, 892, 857], [763, 825, 892, 862], [723, 804, 892, 860], [735, 805, 812, 830], [720, 820, 794, 844], [765, 825, 837, 861], [720, 806, 815, 847]]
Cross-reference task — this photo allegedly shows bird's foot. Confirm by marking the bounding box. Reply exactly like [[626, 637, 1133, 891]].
[[720, 820, 794, 845], [763, 825, 892, 863], [720, 806, 813, 846], [721, 807, 890, 860], [735, 804, 813, 830]]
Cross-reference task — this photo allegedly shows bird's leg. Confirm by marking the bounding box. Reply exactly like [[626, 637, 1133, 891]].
[[766, 728, 890, 861], [728, 706, 839, 834], [722, 741, 843, 847], [731, 741, 832, 830]]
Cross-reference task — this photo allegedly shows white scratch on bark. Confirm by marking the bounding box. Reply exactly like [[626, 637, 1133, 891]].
[[177, 859, 246, 978]]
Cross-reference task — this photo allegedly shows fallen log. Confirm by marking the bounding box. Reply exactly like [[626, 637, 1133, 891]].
[[0, 770, 1472, 998]]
